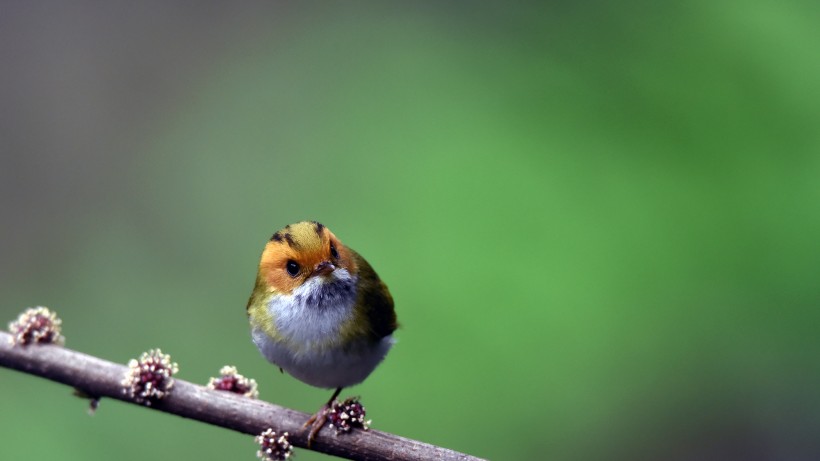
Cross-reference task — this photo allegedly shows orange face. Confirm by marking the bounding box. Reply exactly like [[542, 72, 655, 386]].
[[258, 221, 358, 294]]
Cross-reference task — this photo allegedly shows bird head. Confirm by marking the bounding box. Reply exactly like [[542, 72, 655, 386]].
[[256, 221, 359, 296]]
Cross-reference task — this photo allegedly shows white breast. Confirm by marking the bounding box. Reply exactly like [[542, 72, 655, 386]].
[[252, 268, 394, 389], [270, 269, 358, 347]]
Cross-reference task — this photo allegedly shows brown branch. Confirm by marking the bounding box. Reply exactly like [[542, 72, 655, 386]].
[[0, 331, 484, 461]]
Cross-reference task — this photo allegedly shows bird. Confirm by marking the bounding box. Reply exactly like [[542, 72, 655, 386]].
[[246, 221, 397, 444]]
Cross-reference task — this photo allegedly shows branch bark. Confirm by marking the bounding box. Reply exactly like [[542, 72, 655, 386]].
[[0, 331, 484, 461]]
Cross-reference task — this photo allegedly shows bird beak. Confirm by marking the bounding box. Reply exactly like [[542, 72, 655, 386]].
[[312, 260, 335, 277]]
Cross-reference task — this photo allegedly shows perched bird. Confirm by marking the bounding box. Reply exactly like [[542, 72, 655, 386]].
[[247, 221, 397, 443]]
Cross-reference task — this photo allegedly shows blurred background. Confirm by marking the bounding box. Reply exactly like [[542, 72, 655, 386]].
[[1, 2, 819, 460]]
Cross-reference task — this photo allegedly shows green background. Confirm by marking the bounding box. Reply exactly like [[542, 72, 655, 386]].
[[2, 2, 819, 460]]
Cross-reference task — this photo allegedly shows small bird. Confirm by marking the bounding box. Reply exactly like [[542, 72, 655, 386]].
[[247, 221, 397, 443]]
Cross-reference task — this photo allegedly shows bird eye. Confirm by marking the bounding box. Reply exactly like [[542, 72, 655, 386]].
[[286, 260, 300, 277], [330, 243, 339, 259]]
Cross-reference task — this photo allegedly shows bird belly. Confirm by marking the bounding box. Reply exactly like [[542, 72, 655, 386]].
[[251, 270, 393, 388], [253, 328, 394, 389]]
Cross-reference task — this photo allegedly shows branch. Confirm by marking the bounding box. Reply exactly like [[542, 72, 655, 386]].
[[0, 331, 484, 461]]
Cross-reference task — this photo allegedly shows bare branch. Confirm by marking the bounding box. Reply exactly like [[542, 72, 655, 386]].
[[0, 331, 484, 461]]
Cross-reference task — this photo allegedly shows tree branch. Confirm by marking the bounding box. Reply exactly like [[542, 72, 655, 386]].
[[0, 331, 484, 461]]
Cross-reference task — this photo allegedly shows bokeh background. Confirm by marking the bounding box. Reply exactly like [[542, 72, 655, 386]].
[[2, 2, 819, 460]]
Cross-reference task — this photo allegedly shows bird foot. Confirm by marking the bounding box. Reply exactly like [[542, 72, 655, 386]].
[[303, 404, 331, 447]]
